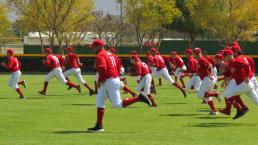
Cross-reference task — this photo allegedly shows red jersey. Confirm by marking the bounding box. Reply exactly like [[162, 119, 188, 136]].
[[173, 56, 185, 68], [221, 62, 231, 78], [204, 56, 216, 67], [67, 52, 79, 68], [95, 49, 119, 82], [44, 54, 60, 70], [153, 54, 166, 70], [147, 55, 155, 66], [134, 61, 150, 77], [7, 56, 20, 72], [112, 54, 123, 74], [187, 56, 197, 74], [237, 55, 254, 77], [197, 56, 212, 80], [228, 58, 250, 85], [57, 55, 66, 67]]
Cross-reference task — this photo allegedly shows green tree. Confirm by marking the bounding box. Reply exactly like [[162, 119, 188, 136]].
[[0, 2, 12, 39]]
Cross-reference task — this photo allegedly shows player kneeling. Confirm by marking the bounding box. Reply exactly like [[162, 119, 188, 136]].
[[87, 39, 152, 132], [38, 48, 81, 95], [1, 49, 26, 99]]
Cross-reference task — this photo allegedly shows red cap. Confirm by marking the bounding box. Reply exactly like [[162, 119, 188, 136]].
[[171, 51, 177, 55], [218, 49, 225, 54], [45, 48, 52, 53], [232, 41, 239, 46], [7, 49, 14, 55], [185, 49, 193, 54], [231, 45, 241, 52], [66, 46, 74, 52], [194, 48, 202, 54], [225, 46, 232, 50], [215, 54, 223, 60], [131, 55, 139, 60], [109, 48, 116, 54], [150, 47, 157, 52], [91, 39, 105, 48], [131, 51, 137, 55], [223, 49, 233, 56]]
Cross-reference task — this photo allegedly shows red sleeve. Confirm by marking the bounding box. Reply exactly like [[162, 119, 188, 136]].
[[153, 57, 159, 67], [188, 59, 195, 73], [235, 60, 250, 78], [247, 57, 255, 73], [44, 56, 51, 67], [135, 62, 142, 75], [7, 58, 14, 70], [96, 54, 107, 81]]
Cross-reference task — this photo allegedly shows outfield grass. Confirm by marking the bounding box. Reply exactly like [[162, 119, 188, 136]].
[[0, 74, 258, 145]]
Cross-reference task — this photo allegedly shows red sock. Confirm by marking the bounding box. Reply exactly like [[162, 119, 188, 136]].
[[16, 88, 24, 97], [208, 100, 217, 112], [173, 83, 184, 92], [18, 81, 23, 85], [205, 92, 218, 98], [66, 77, 70, 81], [66, 81, 77, 87], [147, 94, 157, 106], [84, 83, 92, 91], [229, 96, 243, 111], [43, 82, 49, 92], [123, 86, 136, 96], [122, 97, 139, 107], [224, 98, 231, 110], [96, 108, 104, 127], [235, 95, 248, 110], [179, 78, 186, 88]]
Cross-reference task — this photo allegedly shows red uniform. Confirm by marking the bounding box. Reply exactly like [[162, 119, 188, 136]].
[[112, 54, 122, 74], [222, 62, 231, 78], [204, 56, 216, 67], [57, 55, 66, 67], [67, 52, 79, 68], [197, 56, 211, 80], [133, 61, 151, 77], [153, 54, 166, 70], [173, 56, 185, 68], [96, 49, 119, 82], [228, 58, 250, 85], [7, 56, 20, 72], [44, 54, 60, 70], [237, 55, 254, 78], [186, 56, 197, 74], [147, 55, 155, 66]]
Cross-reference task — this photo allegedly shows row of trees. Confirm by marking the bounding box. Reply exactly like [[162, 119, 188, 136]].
[[0, 0, 257, 53]]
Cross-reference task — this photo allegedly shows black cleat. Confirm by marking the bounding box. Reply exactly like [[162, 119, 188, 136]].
[[67, 86, 73, 90], [233, 109, 248, 120], [182, 90, 187, 98], [138, 93, 152, 106], [38, 91, 46, 95], [87, 125, 104, 132], [89, 89, 95, 96], [150, 85, 156, 94]]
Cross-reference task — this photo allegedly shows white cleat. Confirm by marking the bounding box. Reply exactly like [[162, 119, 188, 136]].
[[209, 111, 219, 116]]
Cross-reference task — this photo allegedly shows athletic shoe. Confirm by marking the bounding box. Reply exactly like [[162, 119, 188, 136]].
[[76, 85, 81, 93], [67, 86, 72, 90], [38, 90, 46, 95], [219, 108, 231, 116], [182, 90, 187, 98], [138, 93, 152, 106], [209, 111, 219, 115], [19, 96, 26, 99], [87, 125, 104, 132], [22, 80, 27, 88], [89, 89, 95, 96], [233, 109, 248, 120]]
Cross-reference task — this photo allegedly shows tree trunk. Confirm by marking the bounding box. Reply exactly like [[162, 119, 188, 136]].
[[189, 33, 196, 48]]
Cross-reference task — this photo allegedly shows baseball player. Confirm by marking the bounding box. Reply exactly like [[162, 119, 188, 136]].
[[150, 48, 187, 97], [63, 46, 94, 95], [1, 49, 26, 99], [194, 48, 221, 115], [130, 55, 157, 107], [38, 48, 81, 95], [87, 39, 152, 132], [170, 51, 187, 88], [222, 49, 252, 119], [184, 49, 201, 92]]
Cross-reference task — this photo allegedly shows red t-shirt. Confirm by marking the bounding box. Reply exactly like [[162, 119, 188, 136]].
[[44, 54, 60, 70], [96, 49, 119, 82], [147, 55, 155, 67], [197, 56, 212, 80], [173, 56, 184, 68], [237, 55, 254, 78], [204, 56, 216, 67], [57, 55, 66, 67], [67, 52, 79, 68], [153, 54, 166, 70], [229, 58, 250, 85], [134, 61, 151, 77], [187, 56, 197, 73], [7, 56, 20, 72]]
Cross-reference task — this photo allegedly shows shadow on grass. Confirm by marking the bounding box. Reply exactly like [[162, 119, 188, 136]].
[[186, 122, 257, 128], [163, 102, 188, 105], [159, 113, 200, 117], [63, 103, 96, 106], [53, 131, 135, 134], [196, 109, 211, 112], [196, 116, 231, 119]]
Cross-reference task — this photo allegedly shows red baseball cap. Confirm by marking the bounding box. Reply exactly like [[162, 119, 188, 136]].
[[232, 41, 239, 46], [215, 54, 223, 60], [231, 45, 241, 52], [131, 55, 139, 60], [45, 48, 52, 53], [7, 49, 14, 55], [90, 39, 105, 48], [223, 49, 233, 56], [171, 51, 177, 55], [185, 49, 193, 54], [218, 49, 225, 54], [194, 48, 202, 54], [109, 48, 116, 54], [131, 51, 137, 55], [150, 47, 157, 52], [66, 46, 74, 51]]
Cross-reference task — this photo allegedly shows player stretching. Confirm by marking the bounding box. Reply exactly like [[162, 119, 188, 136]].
[[184, 49, 201, 92], [1, 49, 26, 99], [194, 48, 221, 115], [63, 46, 94, 95], [38, 48, 81, 95], [130, 55, 157, 107], [150, 48, 187, 97], [87, 39, 152, 132]]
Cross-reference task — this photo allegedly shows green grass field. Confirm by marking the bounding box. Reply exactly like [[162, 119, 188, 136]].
[[0, 74, 258, 145]]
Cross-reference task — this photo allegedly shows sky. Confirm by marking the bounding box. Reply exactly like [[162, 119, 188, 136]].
[[1, 0, 119, 20]]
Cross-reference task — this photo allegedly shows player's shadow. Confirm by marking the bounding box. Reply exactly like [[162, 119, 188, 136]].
[[195, 116, 231, 119], [196, 109, 211, 112], [163, 102, 188, 105], [159, 113, 200, 117], [64, 103, 95, 106], [53, 131, 135, 134], [187, 123, 257, 128]]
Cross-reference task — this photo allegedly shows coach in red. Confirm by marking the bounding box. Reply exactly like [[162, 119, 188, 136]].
[[87, 39, 152, 132]]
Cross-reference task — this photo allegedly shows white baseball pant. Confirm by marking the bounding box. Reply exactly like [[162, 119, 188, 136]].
[[45, 67, 67, 84], [9, 70, 21, 89], [152, 68, 175, 85], [251, 76, 258, 94], [186, 74, 202, 92], [198, 76, 216, 102], [136, 74, 152, 95], [63, 68, 86, 84], [175, 65, 186, 78]]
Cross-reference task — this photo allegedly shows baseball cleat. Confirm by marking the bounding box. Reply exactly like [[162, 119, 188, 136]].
[[138, 93, 152, 106], [182, 90, 187, 98], [209, 111, 219, 115], [38, 90, 46, 95], [89, 89, 95, 96], [67, 86, 73, 90], [22, 80, 27, 88], [19, 96, 26, 99], [87, 125, 104, 132], [233, 109, 248, 120]]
